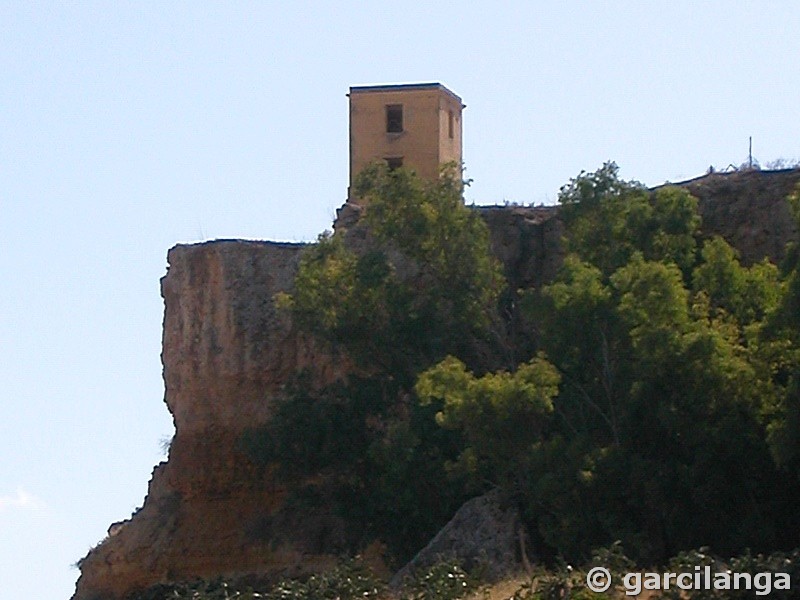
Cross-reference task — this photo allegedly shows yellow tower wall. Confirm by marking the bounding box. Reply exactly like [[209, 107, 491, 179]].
[[348, 83, 463, 201]]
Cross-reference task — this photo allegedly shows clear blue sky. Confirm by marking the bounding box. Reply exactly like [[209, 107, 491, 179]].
[[1, 2, 798, 598]]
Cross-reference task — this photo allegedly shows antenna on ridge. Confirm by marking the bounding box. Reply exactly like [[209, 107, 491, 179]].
[[749, 136, 753, 170]]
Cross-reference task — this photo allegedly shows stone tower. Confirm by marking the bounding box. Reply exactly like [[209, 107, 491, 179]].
[[348, 82, 464, 201]]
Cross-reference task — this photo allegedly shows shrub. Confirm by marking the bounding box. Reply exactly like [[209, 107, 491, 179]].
[[399, 559, 482, 600], [262, 560, 383, 600]]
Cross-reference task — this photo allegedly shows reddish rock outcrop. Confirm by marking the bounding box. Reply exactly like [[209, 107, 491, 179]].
[[72, 241, 348, 600]]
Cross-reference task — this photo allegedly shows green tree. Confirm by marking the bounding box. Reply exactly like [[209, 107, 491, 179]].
[[264, 163, 507, 560], [693, 236, 781, 326], [558, 162, 700, 276], [762, 184, 800, 477], [416, 354, 560, 492], [266, 161, 800, 566], [518, 164, 799, 561], [282, 162, 504, 377]]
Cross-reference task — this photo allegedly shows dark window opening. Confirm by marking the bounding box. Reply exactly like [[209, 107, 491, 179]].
[[385, 157, 403, 170], [386, 104, 403, 133], [448, 110, 454, 139]]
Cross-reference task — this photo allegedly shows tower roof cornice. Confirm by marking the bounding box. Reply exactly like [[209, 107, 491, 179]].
[[349, 82, 463, 105]]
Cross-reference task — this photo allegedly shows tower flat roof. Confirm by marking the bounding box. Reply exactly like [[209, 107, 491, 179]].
[[349, 82, 463, 104]]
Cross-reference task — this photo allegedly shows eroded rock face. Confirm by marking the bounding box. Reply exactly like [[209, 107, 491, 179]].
[[72, 170, 800, 599], [72, 241, 348, 600], [672, 169, 800, 264], [477, 205, 564, 290]]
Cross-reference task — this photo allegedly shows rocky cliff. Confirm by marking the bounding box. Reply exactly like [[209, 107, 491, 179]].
[[72, 170, 799, 600], [72, 241, 351, 599], [672, 168, 800, 265]]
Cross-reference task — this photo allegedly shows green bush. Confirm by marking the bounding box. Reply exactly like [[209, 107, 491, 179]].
[[657, 548, 800, 600], [399, 559, 482, 600], [262, 561, 383, 600], [130, 562, 383, 600], [127, 579, 259, 600]]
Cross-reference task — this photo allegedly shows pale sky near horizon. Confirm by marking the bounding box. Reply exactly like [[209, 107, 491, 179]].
[[2, 2, 799, 598]]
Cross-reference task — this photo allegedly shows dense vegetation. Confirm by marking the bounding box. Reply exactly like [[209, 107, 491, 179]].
[[252, 161, 800, 569]]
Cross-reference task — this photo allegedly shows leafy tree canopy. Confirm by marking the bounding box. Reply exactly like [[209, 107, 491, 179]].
[[265, 163, 506, 559], [761, 183, 800, 476], [416, 354, 560, 492], [516, 163, 799, 560], [265, 162, 800, 566], [281, 161, 504, 377], [558, 161, 700, 275]]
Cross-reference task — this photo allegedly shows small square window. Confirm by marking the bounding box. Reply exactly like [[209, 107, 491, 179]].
[[385, 157, 403, 170], [386, 104, 403, 133]]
